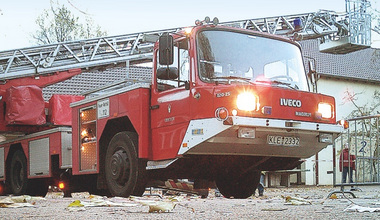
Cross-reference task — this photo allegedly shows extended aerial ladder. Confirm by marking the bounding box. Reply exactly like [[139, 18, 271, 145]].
[[0, 0, 372, 83]]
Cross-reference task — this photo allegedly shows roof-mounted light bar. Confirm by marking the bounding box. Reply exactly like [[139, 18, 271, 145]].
[[195, 16, 219, 26]]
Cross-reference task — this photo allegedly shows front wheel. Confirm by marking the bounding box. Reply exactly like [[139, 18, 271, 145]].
[[216, 170, 260, 199], [105, 132, 146, 197]]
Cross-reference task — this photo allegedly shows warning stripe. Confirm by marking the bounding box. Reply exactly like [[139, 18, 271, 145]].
[[165, 179, 193, 191]]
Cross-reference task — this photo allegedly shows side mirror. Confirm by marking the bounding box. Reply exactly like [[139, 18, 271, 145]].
[[159, 33, 174, 65], [307, 60, 318, 93], [308, 60, 316, 74], [157, 67, 178, 80]]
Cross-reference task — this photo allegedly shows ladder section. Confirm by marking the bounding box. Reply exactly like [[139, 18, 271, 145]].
[[0, 28, 178, 81], [320, 0, 371, 54], [222, 3, 371, 54], [221, 11, 342, 40], [0, 7, 372, 80]]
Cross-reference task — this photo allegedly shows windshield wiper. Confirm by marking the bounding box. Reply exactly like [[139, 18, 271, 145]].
[[210, 76, 252, 83], [271, 80, 298, 90], [255, 79, 298, 90]]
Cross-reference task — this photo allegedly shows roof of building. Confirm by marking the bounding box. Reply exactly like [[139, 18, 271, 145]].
[[300, 40, 380, 83]]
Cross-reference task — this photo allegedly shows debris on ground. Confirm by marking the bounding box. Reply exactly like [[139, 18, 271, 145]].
[[66, 200, 85, 212], [130, 196, 177, 213], [283, 196, 312, 205], [64, 194, 178, 212], [0, 195, 45, 208], [344, 204, 380, 213], [65, 195, 139, 212]]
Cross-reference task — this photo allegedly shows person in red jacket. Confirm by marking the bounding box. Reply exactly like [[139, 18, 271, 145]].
[[339, 143, 356, 189]]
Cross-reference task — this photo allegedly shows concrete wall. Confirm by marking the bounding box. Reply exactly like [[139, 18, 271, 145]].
[[305, 77, 380, 185]]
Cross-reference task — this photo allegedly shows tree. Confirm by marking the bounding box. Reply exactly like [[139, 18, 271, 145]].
[[33, 3, 106, 45], [343, 89, 380, 119]]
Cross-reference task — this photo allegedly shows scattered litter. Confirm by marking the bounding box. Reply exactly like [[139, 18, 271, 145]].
[[283, 196, 312, 205], [45, 192, 64, 199], [81, 198, 138, 208], [66, 200, 85, 212], [0, 195, 45, 208], [65, 195, 139, 212], [10, 195, 45, 203], [131, 196, 177, 213], [71, 192, 91, 199], [329, 194, 337, 199], [344, 204, 380, 213]]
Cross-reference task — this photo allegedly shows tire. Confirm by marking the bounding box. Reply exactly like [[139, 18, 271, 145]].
[[9, 150, 28, 195], [216, 170, 260, 199], [131, 158, 148, 196], [105, 132, 146, 197], [28, 179, 49, 197], [62, 188, 72, 197]]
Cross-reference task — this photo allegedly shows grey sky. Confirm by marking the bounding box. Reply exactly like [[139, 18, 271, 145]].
[[0, 0, 372, 51]]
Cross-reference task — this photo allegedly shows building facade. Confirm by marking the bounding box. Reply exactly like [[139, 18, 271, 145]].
[[301, 39, 380, 185]]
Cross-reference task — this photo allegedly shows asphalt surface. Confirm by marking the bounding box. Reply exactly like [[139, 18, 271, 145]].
[[1, 185, 380, 219]]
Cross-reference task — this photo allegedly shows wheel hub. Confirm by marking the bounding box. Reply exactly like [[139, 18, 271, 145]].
[[110, 150, 129, 184]]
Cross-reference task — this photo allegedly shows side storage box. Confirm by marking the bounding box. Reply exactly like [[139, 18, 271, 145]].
[[49, 94, 84, 126], [5, 85, 46, 125]]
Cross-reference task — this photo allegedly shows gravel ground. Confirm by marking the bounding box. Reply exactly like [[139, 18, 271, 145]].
[[1, 185, 380, 220]]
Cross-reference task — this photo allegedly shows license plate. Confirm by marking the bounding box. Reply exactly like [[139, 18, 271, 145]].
[[267, 135, 300, 147]]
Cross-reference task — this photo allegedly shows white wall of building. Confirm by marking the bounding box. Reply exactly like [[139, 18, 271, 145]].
[[305, 77, 380, 185]]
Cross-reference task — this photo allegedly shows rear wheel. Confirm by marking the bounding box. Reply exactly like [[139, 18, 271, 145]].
[[216, 170, 260, 199], [9, 150, 28, 195], [105, 132, 146, 197]]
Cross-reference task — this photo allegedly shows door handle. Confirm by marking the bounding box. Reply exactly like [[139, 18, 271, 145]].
[[150, 105, 160, 110]]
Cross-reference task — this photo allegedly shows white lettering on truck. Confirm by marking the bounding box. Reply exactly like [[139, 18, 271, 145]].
[[280, 98, 302, 108]]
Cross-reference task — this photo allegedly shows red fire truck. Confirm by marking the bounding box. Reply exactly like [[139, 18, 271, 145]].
[[0, 17, 346, 199]]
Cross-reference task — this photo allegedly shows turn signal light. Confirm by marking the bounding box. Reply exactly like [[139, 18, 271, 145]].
[[338, 119, 349, 129], [58, 181, 65, 190], [215, 107, 229, 121]]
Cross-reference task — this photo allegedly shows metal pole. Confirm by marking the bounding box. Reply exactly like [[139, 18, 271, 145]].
[[377, 116, 380, 182], [362, 119, 365, 183], [369, 117, 373, 181], [354, 120, 358, 184]]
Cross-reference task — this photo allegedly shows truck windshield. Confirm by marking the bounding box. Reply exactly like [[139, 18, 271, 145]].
[[197, 30, 308, 91]]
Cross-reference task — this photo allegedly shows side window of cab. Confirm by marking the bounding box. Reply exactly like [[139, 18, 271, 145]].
[[156, 39, 189, 92]]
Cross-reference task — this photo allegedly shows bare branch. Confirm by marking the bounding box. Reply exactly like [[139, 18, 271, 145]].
[[32, 2, 106, 45]]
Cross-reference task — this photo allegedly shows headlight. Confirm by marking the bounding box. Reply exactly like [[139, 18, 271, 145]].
[[236, 92, 259, 111], [318, 103, 333, 119]]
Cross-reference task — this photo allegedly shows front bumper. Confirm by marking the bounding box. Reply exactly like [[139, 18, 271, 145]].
[[178, 117, 343, 158]]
